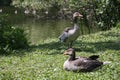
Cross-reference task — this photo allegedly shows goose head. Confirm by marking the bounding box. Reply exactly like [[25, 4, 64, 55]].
[[73, 12, 83, 19], [72, 12, 83, 23], [64, 48, 76, 60]]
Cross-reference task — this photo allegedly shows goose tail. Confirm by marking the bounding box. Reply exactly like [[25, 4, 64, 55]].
[[103, 61, 111, 65]]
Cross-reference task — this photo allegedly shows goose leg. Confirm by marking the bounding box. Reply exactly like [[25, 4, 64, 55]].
[[68, 42, 73, 48], [67, 44, 70, 49], [70, 42, 73, 48], [68, 43, 71, 49]]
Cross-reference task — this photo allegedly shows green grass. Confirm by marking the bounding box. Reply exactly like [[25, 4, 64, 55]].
[[0, 28, 120, 80]]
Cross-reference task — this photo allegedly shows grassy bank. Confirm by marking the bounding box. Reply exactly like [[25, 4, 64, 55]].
[[0, 28, 120, 80]]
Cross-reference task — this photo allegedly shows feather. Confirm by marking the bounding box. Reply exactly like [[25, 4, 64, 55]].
[[89, 55, 99, 60], [59, 12, 82, 48], [59, 32, 68, 42]]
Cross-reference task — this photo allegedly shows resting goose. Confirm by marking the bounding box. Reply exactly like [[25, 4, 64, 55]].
[[63, 48, 109, 72], [59, 12, 83, 48]]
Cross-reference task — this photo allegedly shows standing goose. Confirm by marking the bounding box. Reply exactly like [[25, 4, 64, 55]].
[[59, 12, 83, 48], [63, 48, 110, 72]]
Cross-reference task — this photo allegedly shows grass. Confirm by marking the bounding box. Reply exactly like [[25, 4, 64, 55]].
[[0, 28, 120, 80]]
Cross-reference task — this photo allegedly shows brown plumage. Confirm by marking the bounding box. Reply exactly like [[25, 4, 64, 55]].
[[59, 12, 83, 48], [63, 48, 107, 72]]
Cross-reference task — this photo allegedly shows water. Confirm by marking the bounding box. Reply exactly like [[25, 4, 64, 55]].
[[17, 19, 72, 44], [0, 6, 100, 44]]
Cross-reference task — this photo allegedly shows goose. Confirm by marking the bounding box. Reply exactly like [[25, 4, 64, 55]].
[[63, 48, 110, 72], [15, 10, 17, 14], [0, 9, 2, 13], [24, 9, 30, 14], [59, 12, 83, 48]]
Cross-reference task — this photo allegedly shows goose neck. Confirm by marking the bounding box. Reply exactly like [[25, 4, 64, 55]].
[[69, 52, 76, 61], [73, 24, 78, 28], [73, 17, 78, 24]]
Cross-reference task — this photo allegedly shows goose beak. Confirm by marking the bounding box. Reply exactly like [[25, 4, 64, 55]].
[[64, 51, 69, 55], [79, 14, 83, 17]]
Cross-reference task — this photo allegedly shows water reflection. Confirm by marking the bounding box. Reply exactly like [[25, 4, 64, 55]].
[[16, 19, 92, 44], [0, 6, 100, 44], [16, 19, 72, 44]]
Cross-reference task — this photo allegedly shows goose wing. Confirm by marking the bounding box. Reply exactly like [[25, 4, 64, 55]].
[[59, 27, 73, 42], [73, 58, 103, 71], [88, 55, 99, 60]]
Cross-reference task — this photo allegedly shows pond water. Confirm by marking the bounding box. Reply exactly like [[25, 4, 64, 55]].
[[0, 6, 100, 44]]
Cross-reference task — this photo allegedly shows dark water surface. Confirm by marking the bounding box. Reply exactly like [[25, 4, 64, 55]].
[[0, 6, 100, 44]]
